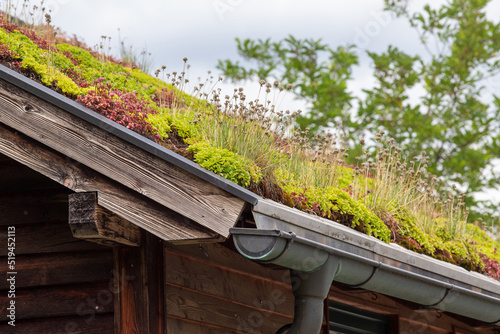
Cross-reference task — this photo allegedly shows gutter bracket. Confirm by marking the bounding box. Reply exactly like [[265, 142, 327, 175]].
[[346, 263, 380, 288], [260, 232, 296, 264], [426, 286, 453, 308]]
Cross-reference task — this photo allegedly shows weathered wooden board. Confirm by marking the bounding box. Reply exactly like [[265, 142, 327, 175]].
[[0, 190, 69, 226], [165, 242, 291, 283], [164, 243, 293, 333], [0, 220, 105, 256], [0, 78, 246, 237], [69, 192, 141, 246], [0, 250, 113, 289], [0, 282, 114, 320], [0, 158, 63, 193], [166, 315, 239, 334], [0, 124, 219, 242], [164, 248, 293, 316], [165, 284, 292, 334], [114, 233, 164, 334], [0, 313, 115, 334]]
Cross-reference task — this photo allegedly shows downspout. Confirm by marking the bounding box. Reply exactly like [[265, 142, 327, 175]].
[[230, 228, 500, 334], [286, 256, 339, 334], [231, 228, 339, 334]]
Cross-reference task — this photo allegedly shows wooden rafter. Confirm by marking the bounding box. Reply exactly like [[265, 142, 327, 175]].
[[69, 191, 141, 247]]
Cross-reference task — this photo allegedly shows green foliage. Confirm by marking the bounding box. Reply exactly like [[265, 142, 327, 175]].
[[147, 109, 197, 140], [0, 28, 86, 96], [280, 182, 391, 243], [467, 224, 500, 261], [188, 141, 262, 187], [217, 0, 500, 222]]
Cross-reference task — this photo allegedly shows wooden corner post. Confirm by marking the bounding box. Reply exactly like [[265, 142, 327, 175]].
[[114, 231, 165, 334]]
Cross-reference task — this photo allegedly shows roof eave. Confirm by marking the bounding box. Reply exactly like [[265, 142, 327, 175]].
[[231, 198, 500, 326]]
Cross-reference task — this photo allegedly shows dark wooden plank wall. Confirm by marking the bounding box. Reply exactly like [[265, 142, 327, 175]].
[[164, 242, 295, 334], [0, 156, 115, 334]]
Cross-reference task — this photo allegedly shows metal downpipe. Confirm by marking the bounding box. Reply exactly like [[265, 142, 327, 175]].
[[287, 256, 339, 334], [230, 228, 339, 334]]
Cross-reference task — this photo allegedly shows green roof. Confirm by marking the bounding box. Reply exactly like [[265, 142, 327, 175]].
[[0, 17, 498, 280]]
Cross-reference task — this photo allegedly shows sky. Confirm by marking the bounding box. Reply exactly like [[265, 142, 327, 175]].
[[40, 0, 500, 102], [10, 0, 500, 203]]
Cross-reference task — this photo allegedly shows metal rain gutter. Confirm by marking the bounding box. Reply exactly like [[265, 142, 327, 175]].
[[0, 65, 260, 205], [230, 199, 500, 334], [231, 228, 340, 334]]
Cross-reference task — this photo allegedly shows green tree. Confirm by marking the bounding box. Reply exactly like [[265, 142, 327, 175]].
[[217, 0, 500, 217]]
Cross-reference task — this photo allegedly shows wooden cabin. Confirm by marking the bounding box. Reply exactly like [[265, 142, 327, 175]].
[[0, 64, 499, 334]]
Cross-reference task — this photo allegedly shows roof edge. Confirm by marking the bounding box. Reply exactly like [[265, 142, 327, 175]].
[[252, 198, 500, 296], [231, 227, 500, 326], [0, 64, 260, 205]]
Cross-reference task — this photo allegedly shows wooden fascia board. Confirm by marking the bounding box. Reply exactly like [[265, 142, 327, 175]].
[[0, 123, 222, 243], [0, 77, 246, 238]]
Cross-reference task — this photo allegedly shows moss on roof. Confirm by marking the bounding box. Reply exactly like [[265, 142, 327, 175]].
[[0, 18, 498, 280]]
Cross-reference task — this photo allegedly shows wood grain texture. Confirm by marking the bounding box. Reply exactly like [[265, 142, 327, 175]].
[[0, 282, 114, 320], [0, 250, 113, 289], [0, 220, 105, 256], [328, 283, 497, 334], [69, 192, 141, 246], [164, 248, 293, 316], [164, 243, 293, 333], [166, 316, 240, 334], [0, 78, 246, 237], [165, 242, 291, 283], [0, 313, 115, 334], [115, 232, 165, 334], [0, 124, 220, 242], [0, 190, 69, 225], [165, 285, 292, 334]]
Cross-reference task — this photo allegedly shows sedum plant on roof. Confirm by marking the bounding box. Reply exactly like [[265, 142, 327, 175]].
[[0, 12, 498, 279]]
